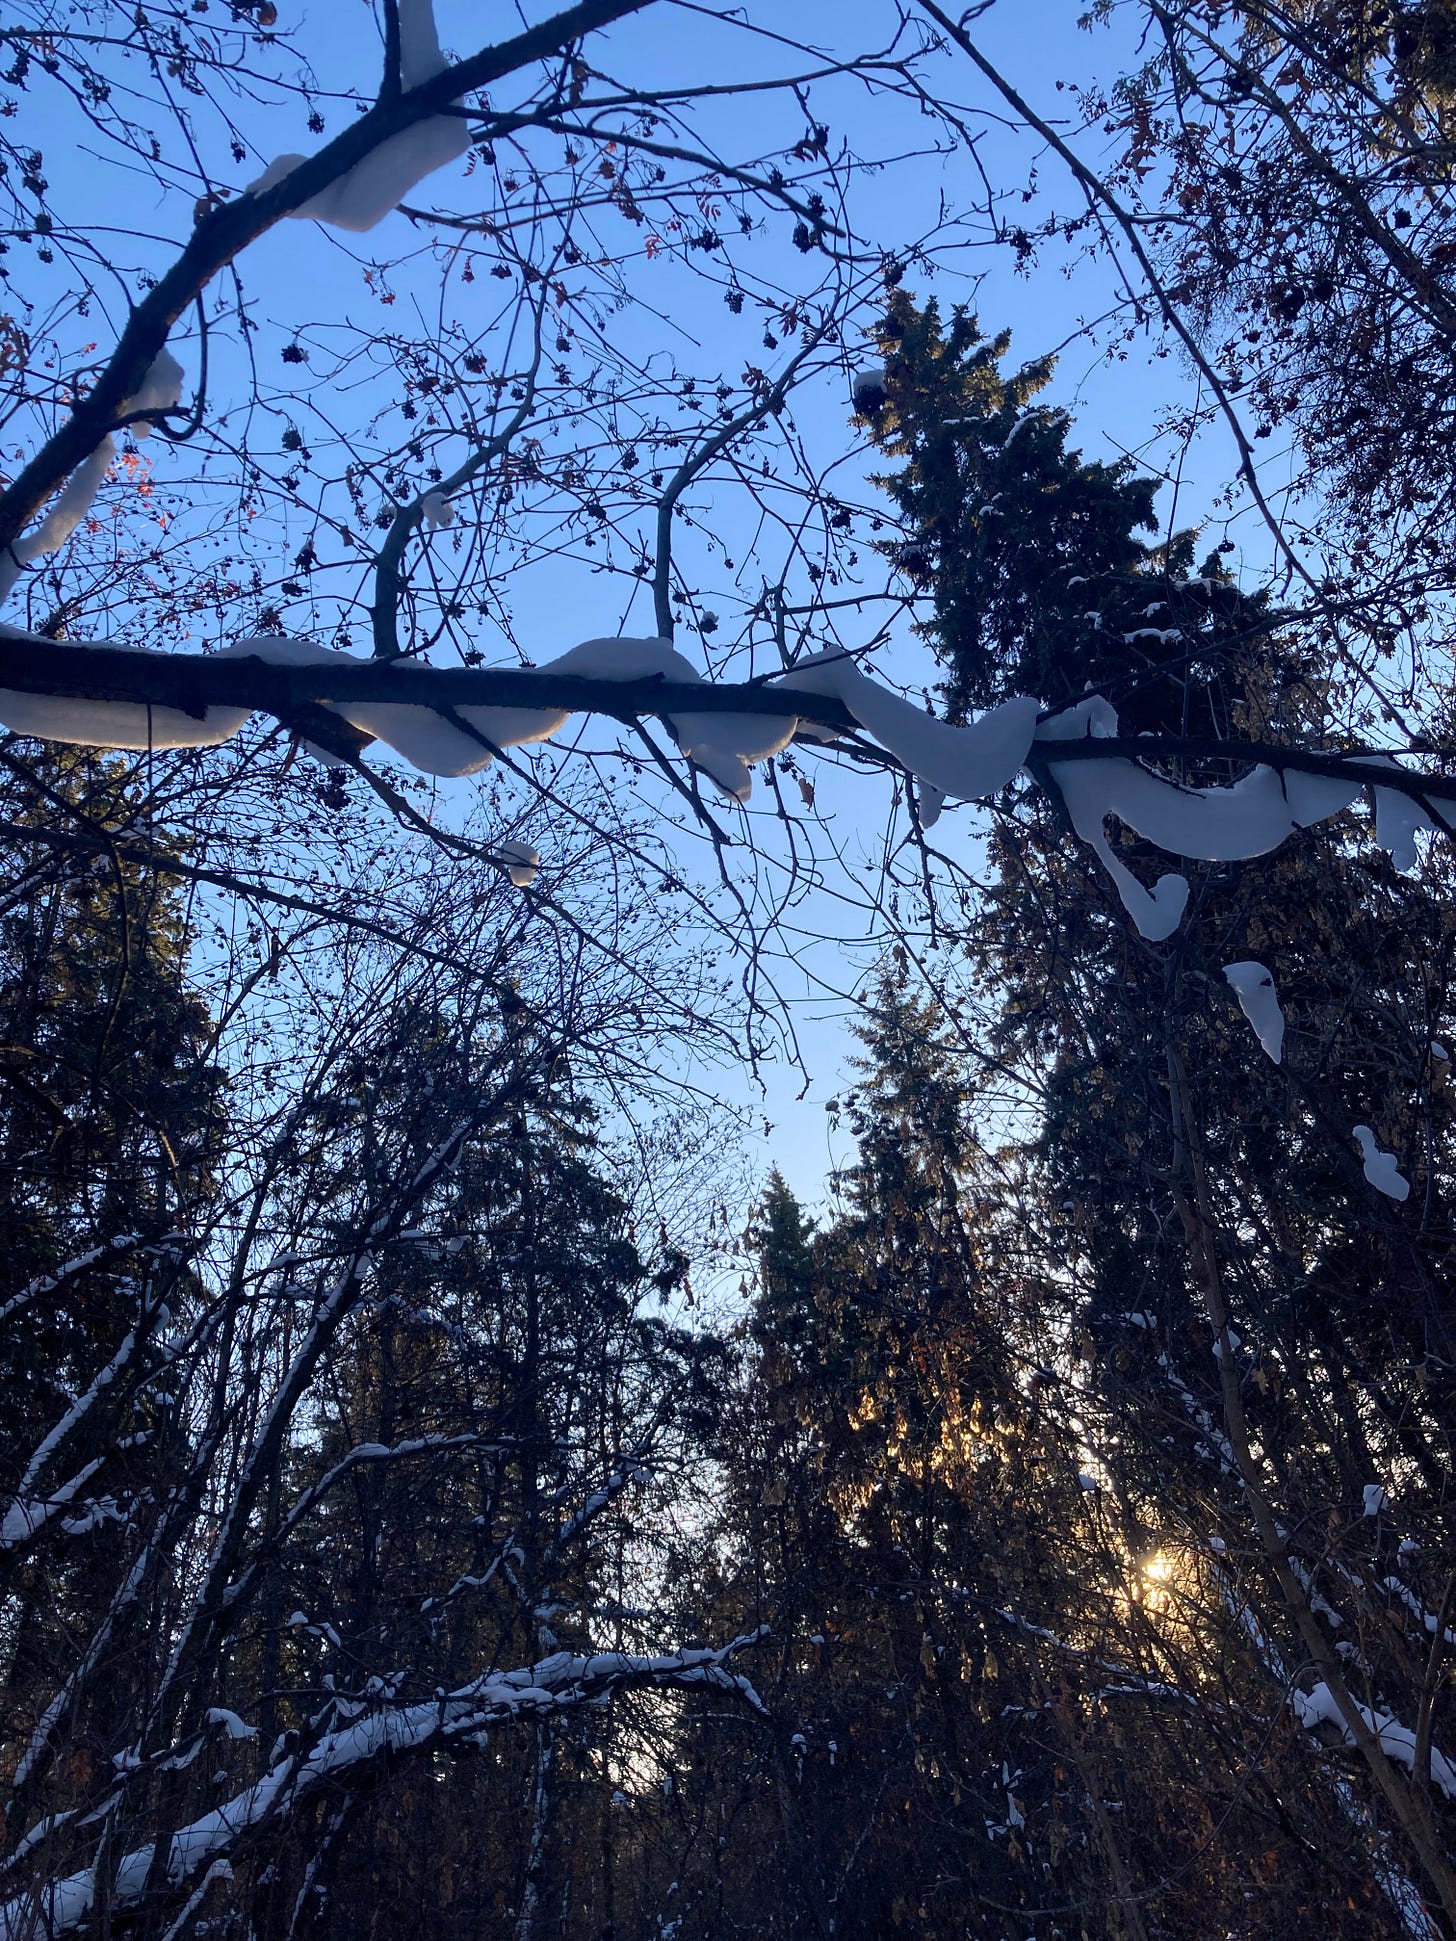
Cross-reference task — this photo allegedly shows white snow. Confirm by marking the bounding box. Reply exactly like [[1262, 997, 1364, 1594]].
[[0, 625, 251, 750], [0, 348, 186, 605], [497, 840, 539, 888], [1123, 626, 1184, 648], [396, 0, 448, 80], [247, 0, 466, 232], [10, 618, 1448, 922], [0, 1636, 767, 1940], [0, 444, 115, 607], [549, 635, 797, 801], [1292, 1682, 1456, 1797], [123, 349, 185, 438], [1349, 755, 1456, 871], [1037, 696, 1363, 940], [916, 778, 947, 829], [205, 1708, 257, 1741], [1036, 699, 1187, 939], [1353, 1125, 1410, 1202], [228, 636, 503, 777], [1364, 1484, 1389, 1517], [1384, 1575, 1456, 1644], [777, 648, 1037, 809], [1002, 410, 1039, 450], [1375, 786, 1441, 872], [238, 631, 789, 797], [852, 364, 887, 408], [1212, 1327, 1241, 1365], [1223, 961, 1284, 1064]]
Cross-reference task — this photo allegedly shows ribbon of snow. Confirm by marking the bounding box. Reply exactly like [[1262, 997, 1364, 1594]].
[[0, 634, 1036, 820], [1037, 696, 1368, 941], [1293, 1681, 1456, 1797], [0, 351, 184, 606], [1349, 753, 1456, 871], [1353, 1125, 1410, 1202], [246, 0, 467, 231], [0, 1233, 148, 1331], [1384, 1573, 1456, 1644], [0, 626, 255, 755], [7, 629, 1455, 916], [0, 1636, 766, 1940], [205, 1708, 257, 1741], [777, 648, 1038, 823], [0, 1313, 153, 1555], [1211, 1327, 1241, 1365], [1223, 961, 1284, 1064], [496, 840, 539, 888], [0, 1457, 110, 1552]]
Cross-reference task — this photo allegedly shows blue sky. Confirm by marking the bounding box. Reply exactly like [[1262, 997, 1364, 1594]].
[[10, 1, 1264, 1218]]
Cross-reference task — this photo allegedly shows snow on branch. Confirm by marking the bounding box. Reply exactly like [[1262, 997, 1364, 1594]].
[[779, 647, 1038, 816], [0, 1458, 109, 1554], [0, 0, 653, 558], [0, 1233, 154, 1331], [220, 1431, 510, 1610], [245, 0, 467, 231], [0, 1305, 160, 1557], [0, 1636, 767, 1941], [1, 631, 1454, 918], [1034, 695, 1456, 940], [0, 351, 184, 606], [1293, 1681, 1456, 1798], [1354, 1126, 1411, 1203]]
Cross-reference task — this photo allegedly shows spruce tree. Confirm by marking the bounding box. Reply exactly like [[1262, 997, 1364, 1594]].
[[0, 754, 228, 1767], [256, 1032, 725, 1941], [865, 295, 1456, 1934]]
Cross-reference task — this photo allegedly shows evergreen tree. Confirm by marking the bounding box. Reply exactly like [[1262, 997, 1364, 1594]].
[[867, 296, 1456, 1932], [0, 754, 228, 1775], [864, 293, 1153, 717], [240, 1015, 726, 1941], [0, 752, 226, 1422]]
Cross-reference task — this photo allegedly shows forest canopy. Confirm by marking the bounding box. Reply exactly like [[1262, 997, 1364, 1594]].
[[3, 1, 1456, 1937]]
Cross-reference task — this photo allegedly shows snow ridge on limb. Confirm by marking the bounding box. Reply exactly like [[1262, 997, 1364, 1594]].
[[1037, 695, 1364, 940], [0, 0, 654, 558], [776, 646, 1038, 825], [551, 636, 799, 800], [0, 1234, 153, 1331], [5, 629, 1456, 914], [0, 631, 1033, 811], [1350, 753, 1456, 872], [1294, 1682, 1456, 1798], [1036, 697, 1189, 940], [0, 628, 251, 750], [0, 1303, 158, 1556], [0, 632, 802, 801], [247, 0, 468, 232], [0, 1635, 768, 1941], [0, 350, 184, 607]]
